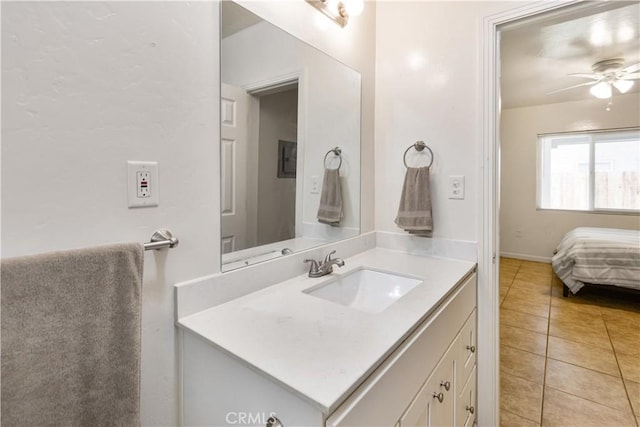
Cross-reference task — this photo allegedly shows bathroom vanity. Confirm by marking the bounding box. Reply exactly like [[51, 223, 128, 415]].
[[178, 248, 476, 427]]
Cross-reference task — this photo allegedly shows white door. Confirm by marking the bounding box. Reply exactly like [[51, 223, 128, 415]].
[[221, 83, 253, 254]]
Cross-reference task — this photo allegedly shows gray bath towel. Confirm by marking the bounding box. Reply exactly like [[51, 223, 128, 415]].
[[1, 243, 144, 427], [317, 168, 344, 225], [395, 166, 433, 236]]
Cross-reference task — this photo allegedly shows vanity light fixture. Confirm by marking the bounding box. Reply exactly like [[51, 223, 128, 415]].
[[306, 0, 364, 28]]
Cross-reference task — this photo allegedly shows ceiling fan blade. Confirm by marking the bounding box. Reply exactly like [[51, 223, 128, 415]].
[[567, 73, 600, 79], [619, 73, 640, 80], [622, 63, 640, 74], [547, 81, 598, 95]]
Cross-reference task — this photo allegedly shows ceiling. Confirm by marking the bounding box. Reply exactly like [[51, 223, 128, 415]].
[[221, 1, 263, 39], [222, 2, 639, 108], [500, 1, 640, 109]]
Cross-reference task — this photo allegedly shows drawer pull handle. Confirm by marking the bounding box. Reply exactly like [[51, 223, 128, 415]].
[[466, 405, 475, 414], [433, 392, 444, 403], [440, 380, 451, 391], [466, 345, 476, 353], [266, 416, 283, 427]]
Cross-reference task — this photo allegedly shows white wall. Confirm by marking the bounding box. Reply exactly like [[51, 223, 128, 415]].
[[236, 0, 377, 234], [221, 20, 361, 232], [1, 2, 219, 425], [2, 2, 219, 425], [1, 1, 377, 425], [500, 93, 640, 261], [374, 1, 517, 242]]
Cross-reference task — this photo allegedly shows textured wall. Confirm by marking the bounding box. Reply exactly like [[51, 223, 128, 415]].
[[1, 2, 219, 424]]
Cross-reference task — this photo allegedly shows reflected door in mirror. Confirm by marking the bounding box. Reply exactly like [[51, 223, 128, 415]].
[[221, 83, 253, 254]]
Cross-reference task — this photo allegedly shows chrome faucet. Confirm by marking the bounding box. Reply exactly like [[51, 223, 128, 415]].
[[304, 250, 345, 278]]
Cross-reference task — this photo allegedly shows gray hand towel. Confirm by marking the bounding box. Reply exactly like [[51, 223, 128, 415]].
[[317, 168, 344, 225], [395, 166, 433, 236], [1, 243, 144, 427]]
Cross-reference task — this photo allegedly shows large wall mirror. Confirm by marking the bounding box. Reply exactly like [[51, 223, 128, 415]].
[[220, 2, 362, 272]]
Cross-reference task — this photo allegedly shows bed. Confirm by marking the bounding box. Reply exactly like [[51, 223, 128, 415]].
[[551, 227, 640, 296]]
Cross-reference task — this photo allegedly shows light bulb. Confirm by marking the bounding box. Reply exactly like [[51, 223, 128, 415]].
[[617, 25, 634, 43], [613, 79, 634, 93], [325, 0, 340, 13], [344, 0, 364, 17], [590, 81, 612, 99]]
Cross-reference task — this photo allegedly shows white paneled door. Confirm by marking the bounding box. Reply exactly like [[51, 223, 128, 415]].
[[221, 83, 252, 254]]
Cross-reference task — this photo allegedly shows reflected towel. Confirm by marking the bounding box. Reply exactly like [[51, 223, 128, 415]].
[[317, 168, 343, 225], [395, 166, 433, 236], [1, 243, 144, 427]]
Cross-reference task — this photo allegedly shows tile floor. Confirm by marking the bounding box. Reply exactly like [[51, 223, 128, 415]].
[[499, 257, 640, 427]]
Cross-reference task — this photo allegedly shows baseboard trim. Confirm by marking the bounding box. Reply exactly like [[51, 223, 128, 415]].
[[500, 252, 551, 263]]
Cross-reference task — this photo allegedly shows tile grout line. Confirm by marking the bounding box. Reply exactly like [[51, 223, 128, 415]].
[[539, 271, 552, 427], [602, 314, 640, 426], [542, 383, 639, 417], [544, 353, 623, 379]]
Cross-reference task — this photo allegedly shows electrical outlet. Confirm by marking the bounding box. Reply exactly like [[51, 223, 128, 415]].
[[448, 175, 465, 199], [127, 161, 159, 208], [137, 171, 151, 198]]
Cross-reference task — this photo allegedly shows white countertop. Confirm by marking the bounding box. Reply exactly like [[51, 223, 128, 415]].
[[178, 248, 476, 414]]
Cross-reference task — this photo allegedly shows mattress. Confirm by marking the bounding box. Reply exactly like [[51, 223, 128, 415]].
[[551, 227, 640, 294]]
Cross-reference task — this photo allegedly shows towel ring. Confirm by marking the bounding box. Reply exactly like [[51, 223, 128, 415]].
[[403, 141, 434, 168], [324, 147, 342, 170]]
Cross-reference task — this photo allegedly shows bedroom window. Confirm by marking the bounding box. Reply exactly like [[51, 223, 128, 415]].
[[538, 128, 640, 213]]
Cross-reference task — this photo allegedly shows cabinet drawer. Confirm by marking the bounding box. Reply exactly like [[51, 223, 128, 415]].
[[456, 309, 476, 392], [325, 273, 476, 427], [456, 365, 476, 427]]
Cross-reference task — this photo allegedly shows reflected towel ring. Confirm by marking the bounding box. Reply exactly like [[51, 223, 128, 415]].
[[403, 141, 433, 168], [324, 147, 342, 170]]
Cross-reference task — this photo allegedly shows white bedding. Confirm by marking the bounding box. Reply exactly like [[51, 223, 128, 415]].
[[551, 227, 640, 294]]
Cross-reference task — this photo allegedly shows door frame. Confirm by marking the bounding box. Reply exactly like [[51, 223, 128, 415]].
[[478, 1, 582, 425], [244, 70, 308, 239]]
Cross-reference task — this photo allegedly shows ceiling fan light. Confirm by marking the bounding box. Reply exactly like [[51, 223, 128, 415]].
[[613, 79, 634, 93], [590, 81, 612, 99]]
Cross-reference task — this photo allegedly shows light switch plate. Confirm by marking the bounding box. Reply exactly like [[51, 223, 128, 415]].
[[448, 175, 465, 200], [127, 161, 159, 208], [311, 175, 320, 194]]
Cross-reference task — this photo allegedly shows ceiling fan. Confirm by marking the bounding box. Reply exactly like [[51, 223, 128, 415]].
[[548, 58, 640, 109]]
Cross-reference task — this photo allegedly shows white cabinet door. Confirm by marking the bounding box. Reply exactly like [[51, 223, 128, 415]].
[[456, 309, 477, 393], [400, 347, 455, 427], [456, 365, 477, 427]]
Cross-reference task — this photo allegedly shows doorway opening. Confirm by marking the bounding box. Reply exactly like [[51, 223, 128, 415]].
[[221, 78, 301, 256], [492, 1, 640, 425], [252, 85, 299, 247]]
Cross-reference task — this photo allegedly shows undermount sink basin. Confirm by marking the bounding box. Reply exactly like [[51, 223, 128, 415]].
[[303, 267, 423, 313]]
